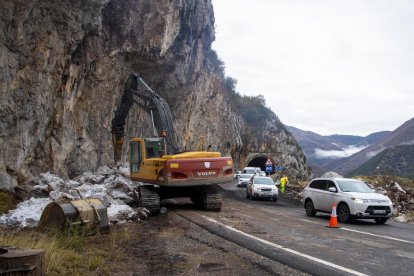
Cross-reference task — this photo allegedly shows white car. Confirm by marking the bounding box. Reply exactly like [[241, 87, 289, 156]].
[[246, 176, 278, 201], [243, 167, 261, 175], [302, 177, 393, 224], [238, 174, 254, 187], [234, 170, 242, 179]]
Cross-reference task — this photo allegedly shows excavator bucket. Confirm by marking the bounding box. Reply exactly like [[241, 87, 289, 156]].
[[38, 198, 109, 235]]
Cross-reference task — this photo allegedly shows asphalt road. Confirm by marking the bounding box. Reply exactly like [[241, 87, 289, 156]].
[[170, 180, 414, 276]]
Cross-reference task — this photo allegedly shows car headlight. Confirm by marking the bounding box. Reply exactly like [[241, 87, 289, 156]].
[[254, 187, 260, 191], [353, 198, 369, 204]]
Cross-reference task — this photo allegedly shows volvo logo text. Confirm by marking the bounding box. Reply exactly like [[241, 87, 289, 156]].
[[197, 171, 216, 176]]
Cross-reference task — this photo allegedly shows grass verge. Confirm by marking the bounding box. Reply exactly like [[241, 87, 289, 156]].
[[0, 225, 133, 275], [0, 191, 14, 215]]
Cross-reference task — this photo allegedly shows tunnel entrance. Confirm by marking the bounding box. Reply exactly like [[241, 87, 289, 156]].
[[246, 155, 274, 175]]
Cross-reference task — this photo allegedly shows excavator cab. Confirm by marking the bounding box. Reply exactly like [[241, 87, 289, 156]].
[[130, 139, 142, 174], [129, 137, 166, 183], [144, 138, 165, 158]]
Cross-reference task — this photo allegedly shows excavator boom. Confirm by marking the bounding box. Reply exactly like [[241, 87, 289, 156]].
[[111, 74, 179, 162]]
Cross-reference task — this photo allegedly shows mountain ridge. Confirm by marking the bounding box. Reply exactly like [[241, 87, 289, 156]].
[[287, 118, 413, 177], [327, 118, 414, 175]]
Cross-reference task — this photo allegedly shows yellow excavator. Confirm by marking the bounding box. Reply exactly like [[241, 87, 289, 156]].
[[111, 74, 233, 213]]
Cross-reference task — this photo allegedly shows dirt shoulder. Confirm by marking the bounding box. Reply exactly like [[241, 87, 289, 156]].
[[101, 211, 306, 276]]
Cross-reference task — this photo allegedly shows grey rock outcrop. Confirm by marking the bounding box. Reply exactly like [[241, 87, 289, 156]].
[[0, 0, 311, 190]]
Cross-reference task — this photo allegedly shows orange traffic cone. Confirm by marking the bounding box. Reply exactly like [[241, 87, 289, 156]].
[[327, 204, 340, 228]]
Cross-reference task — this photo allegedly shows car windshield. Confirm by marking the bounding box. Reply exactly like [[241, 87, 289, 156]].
[[337, 179, 373, 193], [240, 174, 251, 179], [254, 177, 274, 185], [244, 169, 256, 174]]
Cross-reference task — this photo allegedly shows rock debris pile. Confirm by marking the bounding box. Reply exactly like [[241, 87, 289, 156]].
[[0, 164, 150, 229], [382, 182, 414, 223]]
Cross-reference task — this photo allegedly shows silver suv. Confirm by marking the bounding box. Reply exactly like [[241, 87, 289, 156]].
[[246, 176, 278, 201], [302, 178, 393, 224]]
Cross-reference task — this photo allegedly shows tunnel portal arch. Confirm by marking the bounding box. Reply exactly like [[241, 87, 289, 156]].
[[244, 154, 275, 175]]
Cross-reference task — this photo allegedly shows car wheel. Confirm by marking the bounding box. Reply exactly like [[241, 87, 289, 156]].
[[337, 203, 351, 223], [273, 197, 278, 202], [374, 218, 388, 224], [305, 199, 316, 216]]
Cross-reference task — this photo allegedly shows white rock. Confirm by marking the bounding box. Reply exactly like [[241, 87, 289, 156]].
[[118, 163, 130, 176], [0, 197, 51, 228], [75, 184, 108, 198], [321, 171, 343, 178], [107, 204, 136, 222], [76, 171, 94, 183], [97, 165, 115, 175], [391, 182, 406, 193], [67, 180, 81, 188], [32, 184, 49, 192], [394, 214, 408, 223], [39, 172, 66, 192], [104, 175, 133, 191], [49, 191, 74, 201], [87, 174, 107, 184], [110, 189, 133, 201]]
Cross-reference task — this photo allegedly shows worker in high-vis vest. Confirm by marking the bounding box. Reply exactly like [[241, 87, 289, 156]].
[[280, 175, 288, 193]]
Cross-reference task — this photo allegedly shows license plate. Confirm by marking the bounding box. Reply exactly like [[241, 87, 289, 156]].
[[373, 210, 386, 214]]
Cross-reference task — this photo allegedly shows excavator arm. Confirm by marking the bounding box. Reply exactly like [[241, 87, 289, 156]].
[[111, 73, 179, 163]]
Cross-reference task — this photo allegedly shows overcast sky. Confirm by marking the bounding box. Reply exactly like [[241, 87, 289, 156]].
[[211, 0, 414, 136]]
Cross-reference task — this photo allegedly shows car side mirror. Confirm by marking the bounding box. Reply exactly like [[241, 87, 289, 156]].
[[328, 187, 337, 193], [275, 182, 279, 186]]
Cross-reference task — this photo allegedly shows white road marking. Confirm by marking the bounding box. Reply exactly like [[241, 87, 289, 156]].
[[340, 227, 414, 245], [202, 215, 368, 276], [299, 218, 320, 225], [299, 219, 414, 245]]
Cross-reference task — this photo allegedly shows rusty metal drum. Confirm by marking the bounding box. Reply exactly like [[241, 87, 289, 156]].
[[38, 198, 109, 234], [0, 247, 45, 275]]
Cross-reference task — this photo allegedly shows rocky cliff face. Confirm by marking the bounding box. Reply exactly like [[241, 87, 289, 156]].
[[0, 0, 311, 190]]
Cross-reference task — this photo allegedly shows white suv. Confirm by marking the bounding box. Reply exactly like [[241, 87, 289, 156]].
[[302, 178, 393, 224], [246, 176, 278, 201]]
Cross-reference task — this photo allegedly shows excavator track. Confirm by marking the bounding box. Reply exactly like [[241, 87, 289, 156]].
[[204, 190, 222, 211], [135, 186, 161, 215], [192, 185, 222, 211]]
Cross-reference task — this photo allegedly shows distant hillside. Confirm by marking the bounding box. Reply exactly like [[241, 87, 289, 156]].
[[348, 144, 414, 180], [327, 118, 414, 175], [286, 126, 341, 166], [328, 132, 390, 147], [286, 126, 390, 176]]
